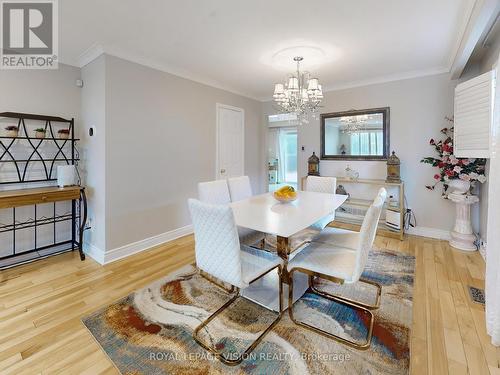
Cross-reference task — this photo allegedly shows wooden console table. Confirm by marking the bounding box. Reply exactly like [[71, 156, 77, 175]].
[[0, 186, 87, 266]]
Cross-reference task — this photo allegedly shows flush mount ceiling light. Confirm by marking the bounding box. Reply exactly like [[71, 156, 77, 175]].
[[272, 56, 323, 124]]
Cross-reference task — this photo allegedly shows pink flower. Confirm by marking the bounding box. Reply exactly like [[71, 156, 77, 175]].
[[434, 174, 440, 180], [461, 159, 470, 166], [449, 155, 459, 165], [459, 174, 470, 181], [453, 166, 462, 173]]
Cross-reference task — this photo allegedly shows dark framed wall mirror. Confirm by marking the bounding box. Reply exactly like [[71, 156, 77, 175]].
[[320, 107, 390, 160]]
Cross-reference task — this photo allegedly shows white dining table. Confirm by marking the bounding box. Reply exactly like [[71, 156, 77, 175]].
[[230, 190, 347, 311]]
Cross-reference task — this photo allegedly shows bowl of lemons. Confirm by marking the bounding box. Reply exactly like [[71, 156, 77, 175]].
[[273, 185, 298, 203]]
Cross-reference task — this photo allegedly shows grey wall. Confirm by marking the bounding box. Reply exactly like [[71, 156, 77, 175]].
[[264, 73, 462, 233], [95, 55, 264, 250], [0, 63, 82, 187], [0, 56, 265, 256], [0, 63, 81, 132]]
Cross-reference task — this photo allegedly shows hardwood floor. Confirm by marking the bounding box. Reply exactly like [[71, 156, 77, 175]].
[[0, 234, 497, 374]]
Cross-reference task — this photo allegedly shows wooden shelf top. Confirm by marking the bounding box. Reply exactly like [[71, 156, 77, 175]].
[[0, 136, 80, 141], [0, 186, 81, 209], [0, 112, 72, 123]]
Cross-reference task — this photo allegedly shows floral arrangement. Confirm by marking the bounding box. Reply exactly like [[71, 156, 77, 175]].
[[420, 117, 486, 195]]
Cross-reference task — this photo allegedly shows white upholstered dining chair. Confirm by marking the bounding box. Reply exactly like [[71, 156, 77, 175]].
[[188, 199, 283, 365], [227, 175, 252, 202], [198, 179, 265, 247], [306, 175, 337, 194], [287, 188, 387, 350], [305, 176, 337, 230], [312, 187, 387, 249], [198, 180, 231, 205], [265, 176, 338, 252]]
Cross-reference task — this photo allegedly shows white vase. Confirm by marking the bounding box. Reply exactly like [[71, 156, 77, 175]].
[[447, 179, 470, 194]]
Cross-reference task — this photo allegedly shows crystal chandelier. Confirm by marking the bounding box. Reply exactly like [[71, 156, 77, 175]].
[[340, 114, 369, 134], [272, 56, 323, 124]]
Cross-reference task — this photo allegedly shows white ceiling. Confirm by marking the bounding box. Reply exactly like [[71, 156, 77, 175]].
[[59, 0, 476, 100]]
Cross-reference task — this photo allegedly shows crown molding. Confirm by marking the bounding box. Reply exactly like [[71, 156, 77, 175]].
[[449, 0, 500, 79], [69, 38, 460, 103], [322, 66, 450, 92], [77, 43, 105, 68], [258, 66, 450, 102], [72, 43, 261, 102], [447, 0, 478, 71]]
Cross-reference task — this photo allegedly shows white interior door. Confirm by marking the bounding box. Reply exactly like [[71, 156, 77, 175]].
[[216, 104, 244, 179]]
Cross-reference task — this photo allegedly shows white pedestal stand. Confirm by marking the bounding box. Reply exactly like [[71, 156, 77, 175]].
[[448, 192, 479, 252]]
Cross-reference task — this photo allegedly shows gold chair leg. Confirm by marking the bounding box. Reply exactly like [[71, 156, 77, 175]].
[[199, 269, 235, 294], [309, 275, 382, 310], [289, 268, 375, 350], [193, 265, 283, 366]]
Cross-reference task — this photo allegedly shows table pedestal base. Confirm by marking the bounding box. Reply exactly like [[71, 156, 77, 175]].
[[242, 268, 308, 312]]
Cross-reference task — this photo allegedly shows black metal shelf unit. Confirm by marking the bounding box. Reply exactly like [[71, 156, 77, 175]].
[[0, 112, 87, 269]]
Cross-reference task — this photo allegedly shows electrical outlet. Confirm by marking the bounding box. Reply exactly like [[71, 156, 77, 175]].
[[86, 217, 93, 232]]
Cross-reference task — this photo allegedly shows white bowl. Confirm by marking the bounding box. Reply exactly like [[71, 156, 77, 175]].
[[273, 192, 297, 203]]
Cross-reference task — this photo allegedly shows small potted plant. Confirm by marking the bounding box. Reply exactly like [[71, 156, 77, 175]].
[[57, 129, 70, 139], [4, 125, 19, 137], [34, 128, 47, 139]]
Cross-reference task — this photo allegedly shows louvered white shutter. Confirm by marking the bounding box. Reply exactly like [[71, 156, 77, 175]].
[[454, 70, 495, 158]]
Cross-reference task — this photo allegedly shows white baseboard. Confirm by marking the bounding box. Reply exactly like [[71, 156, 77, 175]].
[[406, 226, 451, 240], [104, 225, 193, 264], [83, 242, 106, 264], [84, 223, 451, 264], [84, 225, 193, 265]]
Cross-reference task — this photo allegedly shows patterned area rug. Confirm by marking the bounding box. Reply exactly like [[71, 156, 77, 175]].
[[83, 247, 414, 374]]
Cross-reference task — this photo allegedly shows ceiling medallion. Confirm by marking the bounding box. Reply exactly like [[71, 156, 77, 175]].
[[272, 56, 323, 124]]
